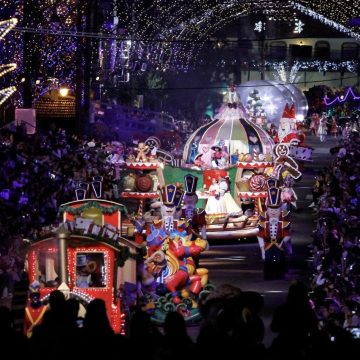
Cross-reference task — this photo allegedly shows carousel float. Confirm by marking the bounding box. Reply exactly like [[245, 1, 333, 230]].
[[182, 85, 275, 239]]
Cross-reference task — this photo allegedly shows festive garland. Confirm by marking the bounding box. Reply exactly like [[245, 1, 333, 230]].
[[58, 201, 128, 216]]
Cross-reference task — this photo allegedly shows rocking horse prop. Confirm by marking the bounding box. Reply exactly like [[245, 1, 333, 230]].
[[135, 175, 214, 323]]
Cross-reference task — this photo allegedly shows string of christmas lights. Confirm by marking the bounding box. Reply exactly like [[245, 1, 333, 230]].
[[292, 2, 360, 40], [324, 87, 360, 106], [0, 16, 18, 105], [112, 0, 360, 73], [1, 1, 360, 95], [0, 18, 18, 40], [1, 3, 23, 106], [0, 86, 17, 105], [265, 60, 357, 73], [272, 62, 302, 84]]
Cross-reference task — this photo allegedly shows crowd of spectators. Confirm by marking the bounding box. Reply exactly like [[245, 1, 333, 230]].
[[309, 127, 360, 343], [96, 102, 197, 146], [1, 280, 360, 358], [0, 115, 198, 298], [0, 122, 132, 298]]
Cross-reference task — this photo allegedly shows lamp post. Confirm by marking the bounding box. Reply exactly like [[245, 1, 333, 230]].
[[55, 225, 70, 285]]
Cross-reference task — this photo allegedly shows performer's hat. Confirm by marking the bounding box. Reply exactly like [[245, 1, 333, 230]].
[[282, 103, 296, 120], [173, 189, 184, 208], [76, 254, 89, 267], [160, 184, 183, 207], [29, 280, 40, 293], [184, 174, 198, 195], [266, 178, 281, 208], [289, 104, 296, 118], [194, 153, 203, 161], [267, 178, 278, 188], [211, 145, 222, 151]]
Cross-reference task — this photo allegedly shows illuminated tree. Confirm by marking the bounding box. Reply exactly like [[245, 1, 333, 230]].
[[247, 89, 265, 118]]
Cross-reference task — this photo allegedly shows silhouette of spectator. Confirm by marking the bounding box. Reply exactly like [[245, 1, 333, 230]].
[[230, 291, 266, 359], [197, 284, 247, 359], [128, 309, 165, 359], [83, 298, 113, 338], [76, 298, 128, 359], [30, 290, 66, 355], [163, 311, 195, 360], [269, 280, 321, 359], [0, 306, 29, 356]]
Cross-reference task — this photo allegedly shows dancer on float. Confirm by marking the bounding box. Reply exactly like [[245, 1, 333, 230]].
[[219, 84, 248, 122], [219, 176, 241, 214], [205, 178, 227, 214]]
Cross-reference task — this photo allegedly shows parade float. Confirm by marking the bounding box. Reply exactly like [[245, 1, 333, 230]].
[[120, 139, 163, 231], [24, 181, 140, 336], [119, 136, 177, 238], [23, 151, 214, 332], [273, 103, 313, 162], [237, 80, 308, 128], [237, 81, 313, 162], [130, 174, 214, 324], [181, 85, 275, 240]]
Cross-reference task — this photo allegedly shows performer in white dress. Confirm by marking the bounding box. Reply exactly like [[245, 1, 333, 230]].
[[205, 178, 227, 214], [317, 115, 327, 142], [219, 177, 241, 214], [219, 84, 248, 121]]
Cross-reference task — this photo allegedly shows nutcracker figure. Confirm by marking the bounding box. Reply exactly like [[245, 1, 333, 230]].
[[24, 283, 48, 338], [181, 174, 207, 241], [257, 178, 292, 279]]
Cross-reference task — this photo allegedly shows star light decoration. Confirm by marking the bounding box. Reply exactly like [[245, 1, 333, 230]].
[[0, 18, 18, 106], [0, 3, 23, 107], [0, 18, 17, 40], [1, 0, 82, 104]]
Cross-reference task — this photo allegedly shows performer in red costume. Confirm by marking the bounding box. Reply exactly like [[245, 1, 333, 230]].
[[274, 104, 301, 145]]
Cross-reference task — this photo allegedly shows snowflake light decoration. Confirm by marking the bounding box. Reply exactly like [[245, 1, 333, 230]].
[[254, 21, 265, 33], [293, 18, 304, 33]]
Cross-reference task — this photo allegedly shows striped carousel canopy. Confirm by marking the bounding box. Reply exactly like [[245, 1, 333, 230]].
[[183, 116, 274, 167]]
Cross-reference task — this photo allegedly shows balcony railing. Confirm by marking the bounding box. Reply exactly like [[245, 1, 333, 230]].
[[205, 43, 359, 65]]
